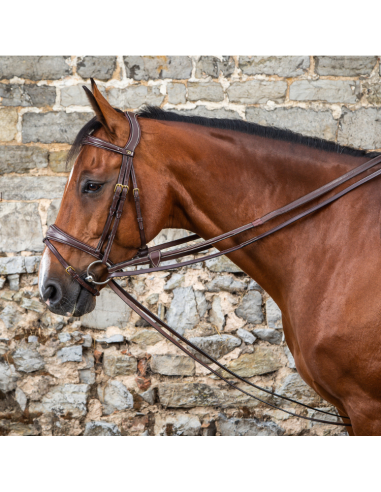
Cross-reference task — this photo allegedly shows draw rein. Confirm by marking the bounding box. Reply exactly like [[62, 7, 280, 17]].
[[44, 111, 381, 427]]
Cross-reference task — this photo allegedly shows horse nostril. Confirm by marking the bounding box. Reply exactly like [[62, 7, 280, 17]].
[[44, 285, 54, 300], [42, 281, 62, 306]]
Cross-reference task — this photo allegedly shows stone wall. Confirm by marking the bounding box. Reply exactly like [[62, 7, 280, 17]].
[[0, 56, 380, 436]]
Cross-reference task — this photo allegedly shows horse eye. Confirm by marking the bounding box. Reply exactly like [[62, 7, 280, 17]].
[[84, 182, 103, 193]]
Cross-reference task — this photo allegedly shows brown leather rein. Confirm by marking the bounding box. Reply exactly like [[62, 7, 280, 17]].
[[43, 111, 381, 427]]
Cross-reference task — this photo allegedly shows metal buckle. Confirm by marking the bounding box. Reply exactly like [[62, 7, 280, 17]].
[[133, 188, 139, 195], [65, 266, 76, 275], [85, 259, 111, 285], [114, 184, 129, 192]]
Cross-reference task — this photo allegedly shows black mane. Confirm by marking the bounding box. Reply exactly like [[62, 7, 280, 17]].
[[67, 106, 380, 166]]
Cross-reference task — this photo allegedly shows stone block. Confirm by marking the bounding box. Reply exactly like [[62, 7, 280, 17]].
[[24, 256, 41, 273], [205, 255, 243, 273], [246, 107, 337, 141], [0, 145, 48, 174], [103, 350, 137, 376], [29, 384, 90, 417], [237, 327, 256, 344], [196, 56, 235, 78], [60, 85, 90, 107], [0, 203, 43, 252], [337, 108, 381, 150], [84, 421, 121, 436], [362, 80, 381, 105], [22, 111, 92, 144], [0, 108, 18, 141], [235, 291, 263, 324], [174, 106, 241, 120], [49, 151, 69, 173], [266, 298, 282, 328], [239, 56, 310, 77], [209, 295, 225, 330], [0, 304, 24, 329], [0, 362, 19, 392], [13, 347, 45, 373], [187, 82, 224, 102], [128, 329, 163, 346], [79, 368, 95, 384], [107, 85, 164, 109], [164, 273, 185, 291], [290, 80, 360, 103], [77, 56, 116, 81], [167, 82, 186, 104], [40, 311, 66, 331], [0, 176, 66, 200], [7, 274, 19, 291], [20, 297, 45, 314], [222, 346, 282, 377], [314, 56, 377, 76], [166, 287, 200, 335], [206, 275, 246, 293], [228, 80, 287, 104], [98, 380, 133, 415], [17, 374, 55, 401], [124, 56, 192, 80], [284, 346, 296, 369], [81, 286, 131, 330], [253, 327, 282, 345], [154, 414, 201, 436], [195, 290, 209, 317], [188, 334, 241, 363], [57, 345, 83, 363], [217, 414, 283, 436], [15, 387, 27, 411], [0, 56, 72, 80], [150, 354, 195, 376], [276, 373, 321, 405], [95, 334, 124, 344], [47, 199, 61, 226], [0, 83, 56, 106]]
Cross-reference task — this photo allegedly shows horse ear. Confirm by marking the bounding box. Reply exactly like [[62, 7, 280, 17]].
[[82, 79, 127, 141]]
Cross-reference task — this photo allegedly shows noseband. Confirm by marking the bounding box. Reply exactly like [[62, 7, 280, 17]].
[[43, 110, 381, 427]]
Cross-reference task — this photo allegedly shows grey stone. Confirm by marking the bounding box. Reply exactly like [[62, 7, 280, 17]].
[[0, 83, 56, 107], [188, 82, 224, 102], [284, 346, 296, 369], [0, 203, 44, 252], [222, 347, 282, 378], [22, 112, 92, 144], [0, 176, 67, 200], [173, 106, 241, 120], [128, 329, 162, 346], [15, 387, 27, 411], [196, 56, 235, 78], [103, 351, 137, 376], [150, 354, 195, 376], [276, 373, 320, 405], [24, 256, 41, 273], [0, 362, 19, 392], [124, 56, 192, 80], [0, 108, 18, 141], [195, 290, 209, 317], [96, 334, 124, 344], [81, 286, 131, 330], [209, 296, 225, 330], [107, 85, 164, 109], [81, 334, 92, 348], [57, 345, 82, 363], [237, 327, 256, 344], [49, 151, 70, 173], [29, 384, 90, 417], [164, 273, 185, 291], [218, 415, 283, 436], [248, 280, 263, 292], [60, 85, 90, 107], [8, 274, 19, 291], [290, 80, 360, 103], [47, 199, 61, 226], [79, 369, 96, 384], [40, 311, 66, 331], [205, 255, 243, 273], [253, 327, 282, 345], [239, 56, 310, 77], [0, 305, 24, 330], [0, 256, 25, 274], [84, 421, 121, 436], [0, 56, 72, 80], [206, 275, 246, 293], [0, 276, 5, 289], [0, 146, 48, 174], [246, 107, 337, 141], [155, 414, 201, 436], [28, 336, 38, 343], [228, 80, 287, 104], [266, 298, 282, 328], [20, 297, 45, 314], [58, 332, 71, 343], [166, 287, 200, 335], [362, 80, 381, 105], [77, 56, 116, 81], [235, 291, 263, 324], [188, 334, 241, 363], [98, 380, 134, 415], [167, 83, 186, 104], [140, 388, 156, 405], [314, 56, 377, 76], [146, 293, 159, 306], [13, 347, 45, 373], [337, 108, 381, 150]]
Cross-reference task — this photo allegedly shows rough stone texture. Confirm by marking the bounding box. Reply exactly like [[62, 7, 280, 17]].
[[290, 80, 360, 103], [20, 297, 45, 313], [47, 199, 61, 226], [218, 415, 284, 436], [237, 327, 256, 344], [337, 108, 381, 150], [107, 85, 164, 109], [84, 421, 121, 436], [284, 346, 296, 369], [253, 328, 282, 345], [246, 107, 337, 141], [239, 56, 310, 77], [124, 56, 192, 80], [188, 82, 224, 102], [77, 56, 116, 81], [205, 255, 243, 273], [223, 347, 282, 377], [128, 329, 162, 346], [228, 80, 287, 104], [166, 287, 200, 335], [188, 335, 241, 363], [29, 384, 90, 417], [167, 83, 186, 105], [81, 287, 131, 330], [0, 56, 71, 80], [155, 414, 201, 436], [0, 83, 56, 107], [12, 347, 45, 373], [98, 380, 133, 415], [0, 304, 24, 329], [103, 350, 137, 376], [8, 274, 20, 291], [196, 56, 235, 78], [57, 345, 83, 363], [60, 85, 90, 107], [276, 373, 321, 405], [235, 291, 263, 324], [0, 362, 19, 392], [22, 112, 92, 144], [0, 145, 48, 174], [266, 298, 282, 328], [0, 108, 18, 141], [314, 56, 377, 76], [0, 176, 66, 200], [206, 276, 246, 293], [15, 387, 27, 411], [150, 354, 195, 376], [49, 151, 69, 173], [174, 106, 241, 120]]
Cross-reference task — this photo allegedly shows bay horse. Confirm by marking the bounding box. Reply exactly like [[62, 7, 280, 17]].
[[39, 81, 381, 435]]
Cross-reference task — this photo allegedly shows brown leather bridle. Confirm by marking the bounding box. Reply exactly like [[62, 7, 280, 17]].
[[43, 110, 381, 427]]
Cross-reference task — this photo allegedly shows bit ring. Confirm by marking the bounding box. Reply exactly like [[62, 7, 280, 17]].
[[86, 260, 111, 285]]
